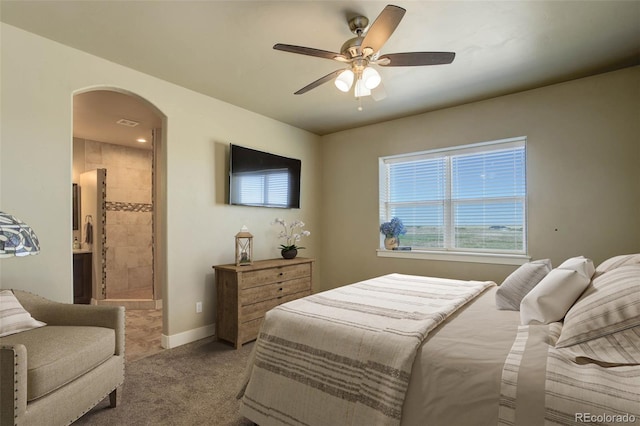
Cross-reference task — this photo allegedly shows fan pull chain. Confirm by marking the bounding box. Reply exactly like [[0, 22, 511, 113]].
[[357, 97, 363, 111]]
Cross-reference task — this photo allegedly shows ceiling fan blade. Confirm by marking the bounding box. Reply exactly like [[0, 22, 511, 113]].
[[378, 52, 456, 66], [294, 69, 344, 95], [361, 5, 406, 56], [274, 43, 348, 62]]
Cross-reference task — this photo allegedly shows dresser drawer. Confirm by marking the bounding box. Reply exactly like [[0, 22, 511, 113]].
[[239, 290, 311, 323], [213, 257, 314, 349], [240, 277, 311, 306], [239, 317, 264, 345], [240, 263, 311, 289]]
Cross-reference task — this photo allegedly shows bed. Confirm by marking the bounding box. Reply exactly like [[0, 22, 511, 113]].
[[237, 255, 640, 426]]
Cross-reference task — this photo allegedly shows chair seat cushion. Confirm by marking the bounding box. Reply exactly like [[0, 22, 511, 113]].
[[0, 325, 115, 401]]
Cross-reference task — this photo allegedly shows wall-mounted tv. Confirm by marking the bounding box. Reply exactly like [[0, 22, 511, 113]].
[[229, 144, 301, 209]]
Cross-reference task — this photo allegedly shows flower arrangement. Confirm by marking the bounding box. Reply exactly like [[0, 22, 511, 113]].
[[272, 218, 311, 251], [380, 217, 406, 238]]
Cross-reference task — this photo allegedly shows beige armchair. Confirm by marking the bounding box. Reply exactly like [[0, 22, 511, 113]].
[[0, 290, 124, 426]]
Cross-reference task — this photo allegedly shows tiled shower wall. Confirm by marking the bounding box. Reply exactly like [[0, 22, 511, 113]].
[[84, 140, 153, 299]]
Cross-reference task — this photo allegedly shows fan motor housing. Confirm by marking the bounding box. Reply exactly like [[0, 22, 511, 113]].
[[348, 15, 369, 34], [342, 15, 369, 58], [341, 37, 364, 59]]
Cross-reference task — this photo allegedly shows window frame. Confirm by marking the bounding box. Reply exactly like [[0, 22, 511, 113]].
[[378, 137, 530, 265]]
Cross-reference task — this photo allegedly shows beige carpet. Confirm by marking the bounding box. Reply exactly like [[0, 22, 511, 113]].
[[74, 337, 255, 426]]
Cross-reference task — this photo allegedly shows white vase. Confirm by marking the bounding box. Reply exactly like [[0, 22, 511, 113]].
[[384, 236, 399, 250]]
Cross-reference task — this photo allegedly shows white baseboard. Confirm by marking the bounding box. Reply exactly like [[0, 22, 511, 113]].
[[161, 323, 216, 349]]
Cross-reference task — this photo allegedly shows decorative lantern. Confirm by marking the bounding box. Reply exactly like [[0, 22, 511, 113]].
[[235, 226, 253, 266]]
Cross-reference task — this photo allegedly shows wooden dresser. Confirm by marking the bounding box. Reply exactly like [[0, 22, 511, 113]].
[[213, 257, 314, 349]]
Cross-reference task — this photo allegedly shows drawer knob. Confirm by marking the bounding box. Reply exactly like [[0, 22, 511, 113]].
[[279, 272, 284, 276], [279, 287, 283, 291]]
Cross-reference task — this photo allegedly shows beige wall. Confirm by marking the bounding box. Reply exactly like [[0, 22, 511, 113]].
[[318, 67, 640, 291], [0, 24, 322, 345], [2, 22, 638, 347]]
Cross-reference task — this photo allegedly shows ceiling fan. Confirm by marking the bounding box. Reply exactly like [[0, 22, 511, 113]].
[[274, 4, 455, 107]]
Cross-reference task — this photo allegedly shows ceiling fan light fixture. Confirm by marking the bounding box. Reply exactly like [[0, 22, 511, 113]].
[[362, 67, 381, 90], [274, 4, 456, 102], [334, 69, 354, 92], [354, 78, 371, 98]]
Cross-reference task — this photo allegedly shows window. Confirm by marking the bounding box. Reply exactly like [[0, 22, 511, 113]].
[[379, 137, 527, 260], [232, 169, 290, 207]]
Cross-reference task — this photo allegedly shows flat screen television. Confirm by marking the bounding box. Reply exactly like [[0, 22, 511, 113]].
[[229, 144, 301, 209]]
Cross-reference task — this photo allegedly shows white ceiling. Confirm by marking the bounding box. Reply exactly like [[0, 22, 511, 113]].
[[74, 90, 162, 150], [2, 1, 639, 137]]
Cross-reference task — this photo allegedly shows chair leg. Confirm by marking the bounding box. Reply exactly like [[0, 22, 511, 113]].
[[109, 388, 120, 408]]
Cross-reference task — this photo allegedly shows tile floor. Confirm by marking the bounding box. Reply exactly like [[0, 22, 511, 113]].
[[109, 287, 154, 300], [125, 309, 164, 363]]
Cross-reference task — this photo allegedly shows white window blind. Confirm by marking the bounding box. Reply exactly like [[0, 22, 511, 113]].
[[233, 169, 289, 207], [380, 137, 527, 254]]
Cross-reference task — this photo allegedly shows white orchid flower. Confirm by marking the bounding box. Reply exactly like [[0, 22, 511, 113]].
[[272, 218, 310, 251]]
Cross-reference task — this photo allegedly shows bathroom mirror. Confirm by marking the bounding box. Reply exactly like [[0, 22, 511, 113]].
[[72, 183, 79, 230]]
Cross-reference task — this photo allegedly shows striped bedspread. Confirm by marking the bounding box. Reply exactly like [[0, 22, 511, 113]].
[[499, 324, 640, 426], [238, 273, 494, 426]]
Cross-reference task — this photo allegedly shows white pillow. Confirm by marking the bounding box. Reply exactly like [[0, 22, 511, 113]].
[[520, 256, 594, 325], [0, 290, 46, 337]]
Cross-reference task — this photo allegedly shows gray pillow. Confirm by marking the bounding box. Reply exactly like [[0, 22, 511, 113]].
[[593, 253, 640, 279], [555, 264, 640, 365], [556, 264, 640, 348], [495, 259, 552, 310]]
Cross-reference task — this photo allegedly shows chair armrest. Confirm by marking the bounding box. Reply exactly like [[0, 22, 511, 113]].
[[13, 291, 125, 357], [0, 344, 28, 426]]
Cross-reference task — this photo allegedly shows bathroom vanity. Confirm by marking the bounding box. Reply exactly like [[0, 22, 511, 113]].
[[73, 250, 92, 304]]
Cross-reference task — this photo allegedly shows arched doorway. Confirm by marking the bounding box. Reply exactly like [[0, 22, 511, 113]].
[[72, 88, 167, 355]]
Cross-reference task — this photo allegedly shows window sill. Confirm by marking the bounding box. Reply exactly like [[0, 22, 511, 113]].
[[376, 249, 530, 265]]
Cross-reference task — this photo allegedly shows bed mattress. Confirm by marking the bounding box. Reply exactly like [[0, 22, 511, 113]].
[[402, 285, 519, 425], [238, 274, 640, 425]]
